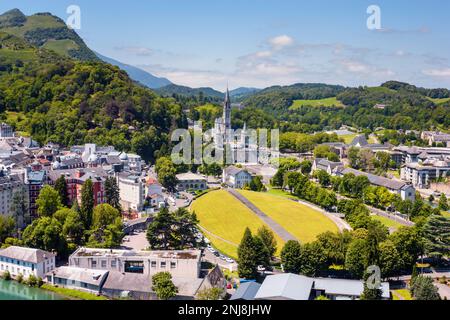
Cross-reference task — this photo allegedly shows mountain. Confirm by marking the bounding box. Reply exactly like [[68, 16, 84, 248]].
[[0, 22, 185, 163], [229, 87, 261, 100], [242, 83, 346, 113], [156, 84, 225, 100], [95, 52, 171, 89], [0, 9, 98, 61]]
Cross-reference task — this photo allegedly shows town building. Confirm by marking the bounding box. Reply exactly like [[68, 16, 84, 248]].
[[117, 173, 146, 212], [0, 123, 14, 138], [0, 173, 25, 217], [232, 273, 390, 301], [46, 267, 108, 295], [69, 248, 201, 279], [176, 172, 207, 191], [335, 167, 416, 201], [401, 159, 450, 189], [0, 246, 56, 279], [312, 158, 343, 175], [222, 166, 253, 188]]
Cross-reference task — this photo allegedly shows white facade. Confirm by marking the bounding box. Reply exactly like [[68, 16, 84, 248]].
[[0, 246, 56, 279], [0, 174, 25, 217], [223, 166, 253, 189], [117, 174, 146, 211]]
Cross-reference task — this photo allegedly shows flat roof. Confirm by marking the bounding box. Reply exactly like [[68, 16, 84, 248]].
[[71, 248, 201, 260]]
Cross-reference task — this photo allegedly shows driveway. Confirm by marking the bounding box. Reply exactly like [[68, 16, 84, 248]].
[[121, 231, 149, 251]]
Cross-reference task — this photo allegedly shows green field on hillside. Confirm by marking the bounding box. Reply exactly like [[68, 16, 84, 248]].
[[190, 190, 284, 259], [238, 190, 339, 244], [43, 39, 79, 57], [289, 97, 344, 110], [371, 215, 404, 231]]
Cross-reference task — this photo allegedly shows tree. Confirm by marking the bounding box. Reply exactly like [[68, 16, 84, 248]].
[[237, 228, 258, 279], [11, 187, 29, 230], [88, 204, 123, 248], [147, 208, 198, 250], [410, 276, 440, 300], [314, 170, 331, 187], [22, 217, 67, 257], [104, 176, 122, 212], [348, 147, 361, 169], [152, 272, 178, 300], [256, 226, 277, 258], [0, 216, 15, 244], [80, 179, 95, 229], [61, 209, 85, 245], [316, 231, 353, 266], [345, 239, 368, 279], [438, 194, 449, 211], [389, 227, 424, 271], [281, 240, 302, 274], [422, 215, 450, 259], [253, 236, 271, 269], [54, 175, 70, 207], [300, 160, 312, 175], [298, 242, 327, 277], [196, 287, 224, 300], [155, 157, 178, 191], [379, 240, 402, 279], [36, 185, 62, 217]]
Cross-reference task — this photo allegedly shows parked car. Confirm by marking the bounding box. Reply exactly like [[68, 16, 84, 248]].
[[226, 258, 234, 263], [257, 265, 266, 272]]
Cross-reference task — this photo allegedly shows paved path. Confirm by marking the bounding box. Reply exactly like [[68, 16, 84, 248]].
[[227, 189, 297, 242]]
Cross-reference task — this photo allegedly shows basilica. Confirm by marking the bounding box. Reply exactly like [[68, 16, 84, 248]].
[[211, 88, 274, 165]]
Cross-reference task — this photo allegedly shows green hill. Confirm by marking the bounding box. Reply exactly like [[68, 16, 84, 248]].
[[0, 9, 98, 61], [0, 25, 184, 164]]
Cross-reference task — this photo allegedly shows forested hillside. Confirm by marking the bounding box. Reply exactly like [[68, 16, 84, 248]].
[[0, 32, 185, 163]]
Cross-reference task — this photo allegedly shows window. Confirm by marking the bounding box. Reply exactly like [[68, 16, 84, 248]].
[[151, 261, 157, 268], [170, 262, 177, 269], [160, 261, 166, 268], [91, 261, 97, 268], [101, 260, 107, 268], [111, 260, 117, 268], [124, 261, 144, 274]]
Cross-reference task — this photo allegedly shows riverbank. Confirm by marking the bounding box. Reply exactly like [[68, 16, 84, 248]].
[[41, 284, 108, 300]]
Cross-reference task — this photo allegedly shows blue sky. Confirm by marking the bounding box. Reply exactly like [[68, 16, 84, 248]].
[[1, 0, 449, 90]]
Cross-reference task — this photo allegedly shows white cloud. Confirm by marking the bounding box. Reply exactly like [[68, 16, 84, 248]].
[[114, 46, 153, 56], [268, 35, 294, 50], [423, 68, 450, 77]]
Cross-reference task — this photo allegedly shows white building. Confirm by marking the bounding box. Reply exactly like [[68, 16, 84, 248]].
[[0, 123, 14, 138], [69, 247, 201, 279], [0, 173, 25, 217], [0, 246, 56, 279], [222, 166, 253, 189], [117, 173, 146, 212], [176, 172, 207, 191]]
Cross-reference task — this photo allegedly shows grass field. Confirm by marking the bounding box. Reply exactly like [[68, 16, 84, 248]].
[[237, 190, 339, 244], [41, 284, 108, 300], [371, 215, 404, 230], [392, 289, 412, 300], [442, 211, 450, 218], [340, 133, 359, 144], [43, 39, 79, 57], [190, 190, 284, 259], [266, 188, 297, 200], [289, 97, 344, 110]]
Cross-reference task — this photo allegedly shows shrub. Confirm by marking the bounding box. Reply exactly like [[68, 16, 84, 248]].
[[1, 270, 11, 280], [26, 274, 38, 287], [16, 273, 24, 283]]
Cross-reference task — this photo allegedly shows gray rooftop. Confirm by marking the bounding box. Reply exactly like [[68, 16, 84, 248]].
[[230, 282, 261, 300], [254, 274, 314, 300], [0, 246, 56, 263], [337, 167, 407, 191], [49, 267, 108, 286]]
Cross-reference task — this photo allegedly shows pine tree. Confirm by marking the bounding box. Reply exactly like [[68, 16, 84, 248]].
[[237, 228, 258, 279], [80, 179, 95, 229], [105, 176, 122, 212], [54, 175, 70, 207]]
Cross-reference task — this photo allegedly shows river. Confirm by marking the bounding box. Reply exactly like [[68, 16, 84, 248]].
[[0, 279, 64, 300]]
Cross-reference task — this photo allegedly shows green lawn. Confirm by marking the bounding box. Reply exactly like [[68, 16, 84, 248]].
[[266, 188, 297, 200], [190, 190, 284, 258], [392, 289, 412, 300], [340, 133, 359, 144], [41, 284, 108, 300], [43, 39, 79, 57], [371, 215, 404, 230], [238, 190, 339, 244], [289, 97, 344, 110]]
